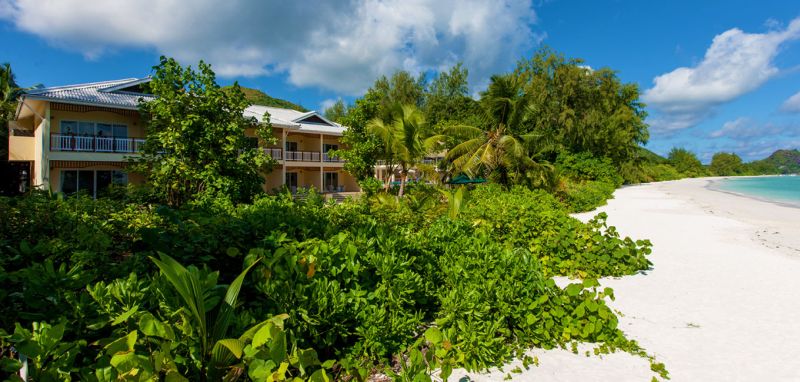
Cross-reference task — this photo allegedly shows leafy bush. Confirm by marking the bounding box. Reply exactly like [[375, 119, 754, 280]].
[[0, 185, 664, 381], [463, 185, 652, 278]]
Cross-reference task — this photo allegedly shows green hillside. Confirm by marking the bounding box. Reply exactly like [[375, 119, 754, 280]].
[[224, 86, 307, 112], [749, 149, 800, 174], [637, 147, 669, 164]]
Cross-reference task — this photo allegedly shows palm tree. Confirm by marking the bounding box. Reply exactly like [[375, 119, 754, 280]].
[[441, 74, 552, 187], [367, 104, 438, 197], [1, 63, 22, 158]]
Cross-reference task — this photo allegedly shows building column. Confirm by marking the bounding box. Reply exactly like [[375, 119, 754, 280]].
[[319, 166, 324, 193], [33, 104, 51, 190], [319, 133, 324, 163], [281, 129, 287, 187]]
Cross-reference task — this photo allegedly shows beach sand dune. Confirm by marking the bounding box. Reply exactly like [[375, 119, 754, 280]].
[[451, 178, 800, 381]]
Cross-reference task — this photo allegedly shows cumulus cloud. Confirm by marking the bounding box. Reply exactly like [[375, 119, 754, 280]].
[[643, 17, 800, 132], [709, 117, 797, 139], [0, 0, 538, 95], [780, 91, 800, 113], [703, 117, 800, 160]]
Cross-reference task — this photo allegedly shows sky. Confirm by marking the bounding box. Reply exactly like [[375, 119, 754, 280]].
[[1, 0, 799, 162]]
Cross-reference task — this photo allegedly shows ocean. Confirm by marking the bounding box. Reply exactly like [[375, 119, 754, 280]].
[[714, 176, 800, 207]]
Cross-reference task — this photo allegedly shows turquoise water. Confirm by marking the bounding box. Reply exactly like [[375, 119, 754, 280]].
[[715, 176, 800, 206]]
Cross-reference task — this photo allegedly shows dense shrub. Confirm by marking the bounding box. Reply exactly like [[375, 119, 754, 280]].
[[0, 186, 663, 381], [554, 152, 623, 212], [463, 185, 651, 278]]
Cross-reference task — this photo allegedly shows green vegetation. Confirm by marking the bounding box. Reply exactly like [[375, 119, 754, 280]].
[[1, 63, 21, 159], [0, 182, 664, 381], [667, 148, 708, 178], [746, 149, 800, 174], [708, 152, 744, 176], [7, 49, 798, 381], [230, 86, 308, 112], [133, 57, 275, 207]]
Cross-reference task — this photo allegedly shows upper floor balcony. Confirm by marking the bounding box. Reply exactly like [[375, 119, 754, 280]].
[[263, 148, 345, 163], [50, 134, 146, 153]]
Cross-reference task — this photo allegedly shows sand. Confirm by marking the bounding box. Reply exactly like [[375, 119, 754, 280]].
[[450, 177, 800, 381]]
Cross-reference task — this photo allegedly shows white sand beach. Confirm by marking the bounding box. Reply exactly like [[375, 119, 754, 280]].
[[452, 177, 800, 381]]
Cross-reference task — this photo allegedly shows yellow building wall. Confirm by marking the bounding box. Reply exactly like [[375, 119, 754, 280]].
[[263, 168, 284, 192], [286, 133, 322, 152], [8, 135, 35, 161]]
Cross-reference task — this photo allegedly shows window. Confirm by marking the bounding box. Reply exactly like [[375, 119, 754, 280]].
[[324, 172, 339, 192], [61, 121, 78, 135], [60, 121, 128, 137], [323, 144, 338, 152], [78, 122, 94, 136], [60, 169, 128, 198], [285, 141, 298, 151], [97, 123, 113, 138], [285, 172, 298, 192]]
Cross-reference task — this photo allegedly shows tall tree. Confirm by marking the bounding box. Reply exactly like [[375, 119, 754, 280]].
[[336, 90, 383, 181], [517, 48, 649, 164], [336, 71, 426, 181], [134, 57, 274, 207], [442, 75, 552, 187], [1, 63, 21, 159], [373, 71, 426, 121], [368, 104, 437, 196], [667, 147, 706, 177], [709, 152, 744, 176], [323, 99, 348, 123], [423, 63, 481, 130]]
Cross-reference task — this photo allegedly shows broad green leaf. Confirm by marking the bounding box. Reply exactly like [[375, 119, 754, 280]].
[[269, 331, 288, 363], [252, 323, 273, 349], [139, 313, 175, 340], [423, 327, 443, 344], [212, 338, 245, 363], [111, 305, 139, 326], [151, 254, 209, 354], [308, 369, 330, 382], [565, 283, 583, 297], [209, 257, 262, 345], [105, 331, 137, 356]]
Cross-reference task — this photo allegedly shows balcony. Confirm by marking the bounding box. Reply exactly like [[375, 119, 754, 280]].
[[51, 134, 145, 153], [263, 148, 345, 163]]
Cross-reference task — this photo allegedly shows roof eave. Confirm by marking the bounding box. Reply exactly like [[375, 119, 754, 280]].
[[23, 95, 147, 111]]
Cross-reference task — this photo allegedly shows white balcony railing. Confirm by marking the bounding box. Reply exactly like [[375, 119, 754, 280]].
[[285, 151, 321, 162], [50, 134, 145, 153], [263, 148, 283, 160]]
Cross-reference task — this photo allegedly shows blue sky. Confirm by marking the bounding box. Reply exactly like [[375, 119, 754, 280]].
[[1, 0, 799, 162]]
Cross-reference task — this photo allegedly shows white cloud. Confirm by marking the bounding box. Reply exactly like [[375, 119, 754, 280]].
[[705, 117, 800, 160], [644, 17, 800, 132], [710, 117, 753, 138], [0, 0, 538, 95], [319, 98, 339, 112], [780, 90, 800, 113]]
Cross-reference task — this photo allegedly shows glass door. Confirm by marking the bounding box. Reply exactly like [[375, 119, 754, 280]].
[[285, 172, 298, 192], [324, 172, 338, 192]]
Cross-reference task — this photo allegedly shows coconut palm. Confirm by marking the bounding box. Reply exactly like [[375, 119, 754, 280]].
[[367, 104, 438, 197], [1, 63, 22, 157], [441, 74, 553, 187]]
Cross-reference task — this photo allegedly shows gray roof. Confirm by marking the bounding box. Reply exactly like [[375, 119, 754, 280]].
[[245, 105, 346, 135], [22, 78, 346, 134], [24, 78, 155, 110]]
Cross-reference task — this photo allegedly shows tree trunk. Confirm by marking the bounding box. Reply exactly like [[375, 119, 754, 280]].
[[398, 171, 408, 197]]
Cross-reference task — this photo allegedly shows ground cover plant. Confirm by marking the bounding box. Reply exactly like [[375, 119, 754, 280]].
[[0, 186, 666, 381]]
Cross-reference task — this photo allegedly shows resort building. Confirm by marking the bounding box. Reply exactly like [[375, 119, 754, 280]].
[[6, 78, 359, 196]]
